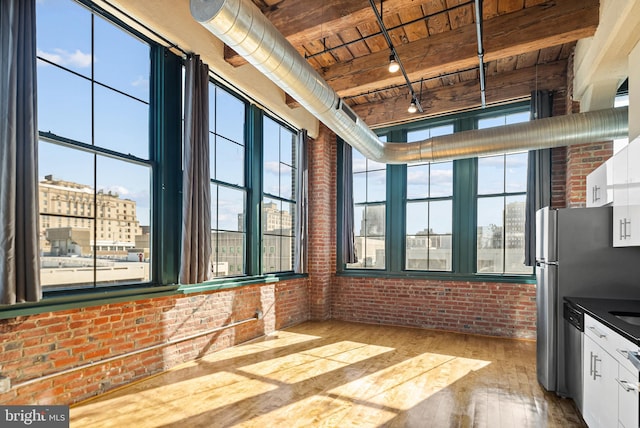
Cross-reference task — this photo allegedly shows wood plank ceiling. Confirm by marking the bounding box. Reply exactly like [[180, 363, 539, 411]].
[[223, 0, 599, 127]]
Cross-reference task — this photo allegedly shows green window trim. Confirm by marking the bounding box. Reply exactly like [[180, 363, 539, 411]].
[[0, 272, 307, 321], [28, 1, 304, 311], [338, 102, 536, 284]]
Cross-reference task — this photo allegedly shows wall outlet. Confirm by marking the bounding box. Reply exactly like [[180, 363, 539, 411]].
[[0, 375, 10, 393]]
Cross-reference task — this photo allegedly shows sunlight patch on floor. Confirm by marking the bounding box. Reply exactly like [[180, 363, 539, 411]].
[[237, 394, 397, 428], [328, 353, 490, 411], [71, 376, 278, 427], [239, 342, 395, 384]]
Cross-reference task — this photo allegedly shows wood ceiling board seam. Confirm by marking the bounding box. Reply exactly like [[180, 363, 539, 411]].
[[446, 0, 475, 30], [398, 5, 430, 42], [324, 0, 597, 97], [351, 60, 567, 126]]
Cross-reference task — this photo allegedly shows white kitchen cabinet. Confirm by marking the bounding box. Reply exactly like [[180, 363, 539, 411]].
[[583, 334, 619, 428], [583, 314, 640, 428], [617, 364, 639, 428], [613, 145, 629, 247], [613, 137, 640, 246], [586, 159, 613, 207]]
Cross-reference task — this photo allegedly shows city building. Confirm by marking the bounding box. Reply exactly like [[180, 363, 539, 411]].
[[215, 201, 293, 276], [39, 175, 143, 257]]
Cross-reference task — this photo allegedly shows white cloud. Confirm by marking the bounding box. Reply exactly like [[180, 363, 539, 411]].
[[352, 158, 367, 171], [264, 161, 280, 174], [131, 76, 148, 88], [37, 48, 92, 69], [101, 185, 130, 196], [407, 169, 429, 183], [431, 168, 453, 181]]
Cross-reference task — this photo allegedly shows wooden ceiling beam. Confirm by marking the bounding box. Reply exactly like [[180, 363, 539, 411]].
[[225, 0, 450, 66], [326, 0, 597, 98], [351, 60, 567, 127]]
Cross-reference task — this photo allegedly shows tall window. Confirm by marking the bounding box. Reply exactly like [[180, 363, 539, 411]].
[[340, 103, 534, 279], [405, 125, 454, 271], [262, 117, 297, 273], [476, 112, 530, 274], [209, 84, 247, 277], [348, 137, 387, 269], [37, 0, 152, 289]]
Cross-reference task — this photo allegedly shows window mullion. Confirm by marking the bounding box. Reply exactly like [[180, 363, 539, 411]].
[[246, 105, 262, 276], [387, 164, 405, 272], [453, 157, 476, 274]]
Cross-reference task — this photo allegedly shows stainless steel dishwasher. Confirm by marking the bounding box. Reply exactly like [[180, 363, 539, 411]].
[[563, 300, 584, 412]]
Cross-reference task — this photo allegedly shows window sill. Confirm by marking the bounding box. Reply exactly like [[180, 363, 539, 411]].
[[337, 270, 536, 284], [175, 273, 307, 294], [0, 273, 307, 320]]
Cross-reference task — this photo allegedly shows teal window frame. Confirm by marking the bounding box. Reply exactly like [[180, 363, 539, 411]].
[[405, 125, 455, 272], [1, 0, 304, 318], [348, 136, 388, 270], [208, 82, 249, 278], [261, 115, 299, 274], [36, 0, 183, 295], [338, 102, 535, 284]]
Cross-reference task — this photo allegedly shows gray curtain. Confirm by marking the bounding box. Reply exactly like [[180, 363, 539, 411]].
[[524, 90, 553, 266], [341, 142, 358, 264], [0, 0, 41, 304], [179, 55, 211, 284], [294, 129, 308, 273]]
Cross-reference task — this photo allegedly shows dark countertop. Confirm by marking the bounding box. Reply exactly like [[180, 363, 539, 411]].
[[565, 297, 640, 346]]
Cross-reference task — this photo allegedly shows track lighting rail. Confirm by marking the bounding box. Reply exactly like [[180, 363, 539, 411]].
[[368, 0, 423, 113]]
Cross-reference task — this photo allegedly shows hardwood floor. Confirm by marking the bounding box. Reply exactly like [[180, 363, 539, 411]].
[[70, 321, 585, 428]]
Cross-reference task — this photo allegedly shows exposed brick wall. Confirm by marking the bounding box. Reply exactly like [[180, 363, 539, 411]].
[[550, 88, 568, 208], [551, 147, 567, 208], [0, 278, 308, 406], [307, 124, 337, 321], [561, 49, 615, 207], [332, 277, 536, 339], [305, 125, 537, 340], [566, 142, 613, 207]]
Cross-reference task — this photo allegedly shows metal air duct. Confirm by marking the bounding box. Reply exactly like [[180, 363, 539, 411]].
[[191, 0, 628, 164]]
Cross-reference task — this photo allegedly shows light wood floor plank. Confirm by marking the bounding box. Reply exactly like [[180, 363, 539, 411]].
[[70, 321, 585, 428]]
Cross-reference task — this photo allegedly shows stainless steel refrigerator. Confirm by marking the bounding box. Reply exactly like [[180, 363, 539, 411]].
[[536, 206, 640, 402]]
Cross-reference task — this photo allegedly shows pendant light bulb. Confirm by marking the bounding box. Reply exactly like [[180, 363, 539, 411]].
[[388, 54, 400, 73], [408, 99, 418, 114]]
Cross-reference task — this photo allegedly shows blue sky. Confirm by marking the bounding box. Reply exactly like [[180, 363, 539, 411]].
[[35, 0, 259, 230], [36, 0, 152, 225]]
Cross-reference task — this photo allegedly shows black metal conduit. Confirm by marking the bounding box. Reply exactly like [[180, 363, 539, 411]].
[[8, 313, 261, 391], [305, 0, 474, 60], [342, 65, 480, 100], [474, 0, 487, 108], [368, 0, 423, 112]]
